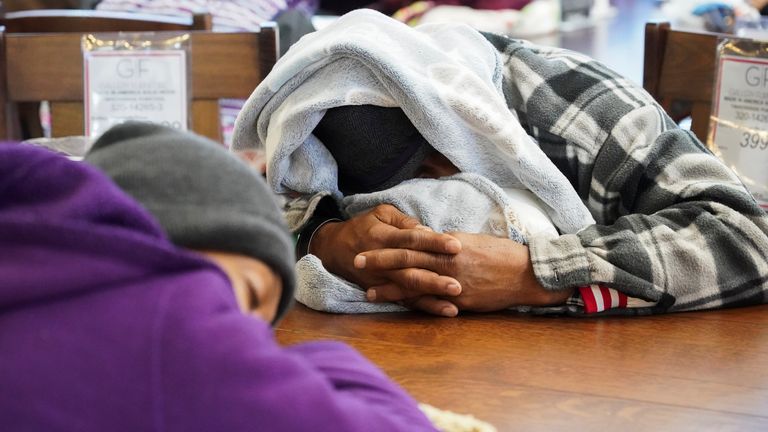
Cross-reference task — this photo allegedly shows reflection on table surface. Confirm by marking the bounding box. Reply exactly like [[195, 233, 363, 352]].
[[276, 303, 768, 431]]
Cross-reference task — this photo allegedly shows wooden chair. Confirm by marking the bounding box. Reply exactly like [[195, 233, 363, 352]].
[[643, 22, 745, 143], [0, 10, 276, 144], [0, 9, 215, 140], [0, 9, 213, 33]]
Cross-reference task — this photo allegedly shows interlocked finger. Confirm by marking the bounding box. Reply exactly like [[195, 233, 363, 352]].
[[401, 296, 459, 317], [356, 248, 458, 276], [376, 227, 462, 255], [366, 269, 461, 303]]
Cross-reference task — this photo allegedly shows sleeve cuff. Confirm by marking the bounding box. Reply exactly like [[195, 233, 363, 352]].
[[528, 233, 593, 290]]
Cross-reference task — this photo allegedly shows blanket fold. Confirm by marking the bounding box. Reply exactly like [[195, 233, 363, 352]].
[[297, 174, 559, 313]]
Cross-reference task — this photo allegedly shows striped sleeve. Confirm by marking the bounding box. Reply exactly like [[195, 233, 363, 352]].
[[580, 285, 625, 313]]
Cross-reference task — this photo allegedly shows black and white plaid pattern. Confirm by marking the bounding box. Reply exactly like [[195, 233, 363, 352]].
[[483, 32, 768, 314]]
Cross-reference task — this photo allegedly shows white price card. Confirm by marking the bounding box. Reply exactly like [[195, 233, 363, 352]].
[[84, 50, 188, 138], [712, 55, 768, 209]]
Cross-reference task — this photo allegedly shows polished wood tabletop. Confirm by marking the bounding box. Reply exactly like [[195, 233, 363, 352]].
[[276, 303, 768, 431]]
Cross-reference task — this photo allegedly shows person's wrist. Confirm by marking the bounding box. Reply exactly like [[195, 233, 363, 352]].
[[513, 245, 573, 306], [296, 217, 341, 260], [531, 284, 575, 305], [307, 219, 343, 264], [524, 267, 574, 306], [547, 286, 576, 304]]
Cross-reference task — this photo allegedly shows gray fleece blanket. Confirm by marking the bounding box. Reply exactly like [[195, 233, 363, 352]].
[[296, 173, 561, 313]]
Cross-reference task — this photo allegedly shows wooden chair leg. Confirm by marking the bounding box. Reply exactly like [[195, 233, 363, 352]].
[[192, 99, 223, 144], [17, 102, 44, 139], [643, 22, 671, 103]]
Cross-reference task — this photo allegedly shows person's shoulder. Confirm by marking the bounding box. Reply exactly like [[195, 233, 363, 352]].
[[157, 267, 272, 346]]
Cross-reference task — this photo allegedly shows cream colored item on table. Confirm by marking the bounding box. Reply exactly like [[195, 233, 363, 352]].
[[24, 136, 93, 160], [416, 1, 560, 37], [419, 403, 497, 432]]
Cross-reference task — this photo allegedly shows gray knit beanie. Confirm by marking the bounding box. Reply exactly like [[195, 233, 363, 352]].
[[313, 105, 433, 195], [85, 122, 295, 323]]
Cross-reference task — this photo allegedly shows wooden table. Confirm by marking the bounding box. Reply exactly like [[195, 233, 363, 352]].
[[277, 303, 768, 431]]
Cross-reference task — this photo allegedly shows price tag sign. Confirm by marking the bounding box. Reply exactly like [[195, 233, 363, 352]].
[[712, 55, 768, 209], [84, 50, 188, 138]]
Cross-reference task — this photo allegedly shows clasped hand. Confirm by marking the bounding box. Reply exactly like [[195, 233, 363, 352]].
[[310, 205, 572, 317]]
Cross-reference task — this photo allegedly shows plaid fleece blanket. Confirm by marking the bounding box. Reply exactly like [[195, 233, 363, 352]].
[[481, 32, 768, 314]]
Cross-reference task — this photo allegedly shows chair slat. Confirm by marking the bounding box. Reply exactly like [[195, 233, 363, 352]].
[[6, 31, 273, 102], [3, 27, 276, 142], [643, 22, 732, 142]]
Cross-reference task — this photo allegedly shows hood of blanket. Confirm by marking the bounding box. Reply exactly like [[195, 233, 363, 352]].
[[232, 8, 594, 234]]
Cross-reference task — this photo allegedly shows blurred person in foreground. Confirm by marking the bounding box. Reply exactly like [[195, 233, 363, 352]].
[[0, 122, 437, 431]]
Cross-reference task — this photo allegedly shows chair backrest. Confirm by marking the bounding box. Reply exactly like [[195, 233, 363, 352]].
[[0, 9, 213, 32], [0, 9, 216, 140], [643, 22, 746, 143], [0, 21, 276, 143]]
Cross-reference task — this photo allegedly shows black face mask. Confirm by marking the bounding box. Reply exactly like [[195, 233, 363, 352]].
[[313, 105, 432, 195]]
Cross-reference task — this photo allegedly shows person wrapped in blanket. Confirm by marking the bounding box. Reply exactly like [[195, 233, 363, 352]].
[[0, 123, 438, 431], [231, 10, 768, 317]]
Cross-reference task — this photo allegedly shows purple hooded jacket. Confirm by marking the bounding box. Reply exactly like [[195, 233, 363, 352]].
[[0, 144, 436, 432]]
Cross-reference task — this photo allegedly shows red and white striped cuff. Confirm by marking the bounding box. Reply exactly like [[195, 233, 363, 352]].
[[578, 284, 628, 313]]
